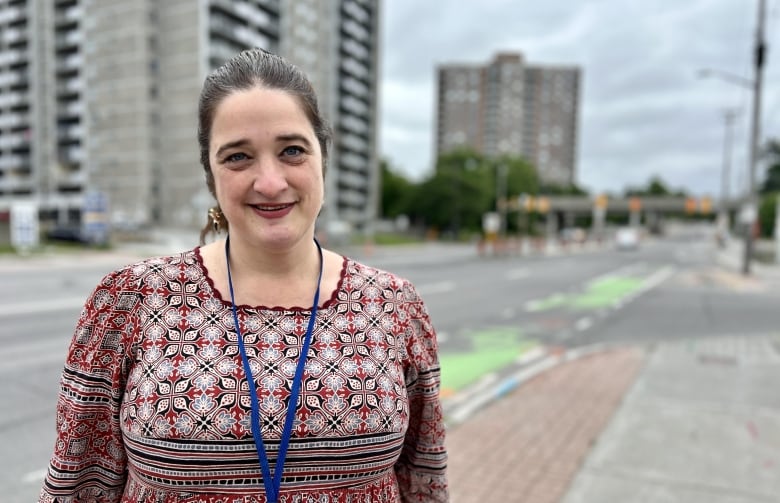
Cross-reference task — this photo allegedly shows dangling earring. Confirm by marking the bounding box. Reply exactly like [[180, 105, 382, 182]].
[[208, 207, 223, 233]]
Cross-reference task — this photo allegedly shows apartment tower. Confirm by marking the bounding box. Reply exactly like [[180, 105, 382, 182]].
[[436, 52, 580, 186], [0, 0, 380, 237]]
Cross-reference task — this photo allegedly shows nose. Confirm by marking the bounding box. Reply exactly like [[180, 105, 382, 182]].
[[251, 157, 288, 197]]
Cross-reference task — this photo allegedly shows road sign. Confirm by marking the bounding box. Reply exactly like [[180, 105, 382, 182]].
[[739, 203, 757, 224], [11, 202, 39, 253], [82, 191, 110, 245], [482, 212, 500, 233], [699, 197, 712, 214]]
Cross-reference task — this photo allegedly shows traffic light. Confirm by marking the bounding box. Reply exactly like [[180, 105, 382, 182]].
[[685, 197, 697, 214], [699, 197, 712, 214]]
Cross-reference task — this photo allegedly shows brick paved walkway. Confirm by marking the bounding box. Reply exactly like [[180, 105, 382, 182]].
[[446, 348, 645, 503]]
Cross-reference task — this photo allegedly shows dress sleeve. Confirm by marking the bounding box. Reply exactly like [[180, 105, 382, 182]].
[[394, 280, 449, 503], [39, 268, 140, 503]]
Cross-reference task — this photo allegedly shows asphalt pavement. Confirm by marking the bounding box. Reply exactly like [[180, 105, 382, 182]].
[[445, 238, 780, 502]]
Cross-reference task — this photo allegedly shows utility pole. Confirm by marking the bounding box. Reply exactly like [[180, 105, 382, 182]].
[[742, 0, 767, 275], [496, 163, 508, 238], [718, 109, 738, 244]]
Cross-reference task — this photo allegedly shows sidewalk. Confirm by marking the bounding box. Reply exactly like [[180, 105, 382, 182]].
[[563, 336, 780, 502], [445, 238, 780, 502], [445, 335, 780, 502], [446, 346, 645, 503]]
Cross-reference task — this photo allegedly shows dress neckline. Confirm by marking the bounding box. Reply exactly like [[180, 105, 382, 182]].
[[192, 246, 348, 312]]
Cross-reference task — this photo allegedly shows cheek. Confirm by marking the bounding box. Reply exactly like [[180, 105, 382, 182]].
[[211, 171, 230, 205]]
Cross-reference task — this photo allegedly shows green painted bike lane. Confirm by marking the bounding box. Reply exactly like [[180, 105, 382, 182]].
[[439, 270, 653, 398]]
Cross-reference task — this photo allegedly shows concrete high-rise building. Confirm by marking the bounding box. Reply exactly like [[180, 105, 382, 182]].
[[0, 0, 380, 238], [436, 52, 580, 186], [523, 65, 580, 186], [280, 0, 381, 234]]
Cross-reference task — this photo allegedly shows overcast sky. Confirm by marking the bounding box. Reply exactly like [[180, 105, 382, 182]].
[[378, 0, 780, 197]]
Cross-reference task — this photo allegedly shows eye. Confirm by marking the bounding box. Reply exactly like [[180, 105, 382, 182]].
[[281, 145, 305, 158], [223, 152, 249, 163]]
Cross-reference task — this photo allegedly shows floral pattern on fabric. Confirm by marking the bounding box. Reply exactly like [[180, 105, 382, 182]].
[[39, 250, 448, 503]]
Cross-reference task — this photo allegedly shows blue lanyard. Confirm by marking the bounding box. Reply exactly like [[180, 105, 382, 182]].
[[225, 236, 323, 503]]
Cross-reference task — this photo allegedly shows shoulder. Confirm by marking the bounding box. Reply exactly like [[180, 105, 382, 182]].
[[96, 249, 203, 293], [341, 257, 421, 301]]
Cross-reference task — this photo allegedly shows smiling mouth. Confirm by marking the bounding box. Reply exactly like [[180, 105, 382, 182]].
[[251, 203, 294, 211]]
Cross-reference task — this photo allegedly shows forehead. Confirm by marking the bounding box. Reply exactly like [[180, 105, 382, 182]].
[[211, 87, 314, 138]]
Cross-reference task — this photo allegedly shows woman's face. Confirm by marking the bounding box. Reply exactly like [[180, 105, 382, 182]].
[[209, 86, 324, 251]]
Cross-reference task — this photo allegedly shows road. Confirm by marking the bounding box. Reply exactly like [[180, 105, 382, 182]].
[[2, 226, 778, 502]]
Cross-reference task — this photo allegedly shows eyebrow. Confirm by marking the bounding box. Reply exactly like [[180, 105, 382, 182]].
[[276, 133, 313, 149], [214, 134, 314, 158], [215, 139, 252, 159]]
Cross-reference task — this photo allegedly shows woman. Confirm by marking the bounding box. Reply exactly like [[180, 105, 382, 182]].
[[40, 49, 448, 502]]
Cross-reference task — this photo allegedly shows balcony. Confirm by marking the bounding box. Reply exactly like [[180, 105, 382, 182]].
[[0, 132, 27, 149], [55, 5, 81, 26], [340, 132, 368, 153], [55, 29, 82, 50], [0, 49, 25, 66], [56, 77, 82, 96], [0, 112, 26, 128], [234, 25, 270, 48], [0, 154, 31, 170], [56, 53, 83, 72], [0, 177, 33, 192], [0, 6, 27, 25], [235, 1, 272, 26], [1, 27, 26, 44], [0, 91, 30, 107], [58, 124, 84, 140], [341, 95, 368, 115], [62, 146, 84, 163], [57, 100, 84, 117], [58, 170, 86, 187]]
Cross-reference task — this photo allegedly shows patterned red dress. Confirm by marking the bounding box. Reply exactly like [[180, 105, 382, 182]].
[[39, 249, 448, 502]]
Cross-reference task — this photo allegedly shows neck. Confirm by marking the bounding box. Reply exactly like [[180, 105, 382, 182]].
[[226, 235, 319, 281]]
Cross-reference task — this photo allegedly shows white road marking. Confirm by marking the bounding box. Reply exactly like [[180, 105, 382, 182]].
[[575, 317, 593, 331], [586, 262, 645, 288], [0, 297, 84, 318], [524, 293, 565, 312], [0, 338, 68, 372], [507, 268, 530, 280], [516, 346, 545, 364], [22, 468, 48, 484], [417, 281, 456, 295], [640, 265, 677, 292]]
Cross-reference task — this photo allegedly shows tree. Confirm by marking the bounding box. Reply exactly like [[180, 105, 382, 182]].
[[492, 155, 540, 202], [759, 139, 780, 195], [410, 148, 494, 235], [401, 148, 546, 237], [624, 175, 687, 197], [379, 159, 414, 219], [540, 182, 589, 196], [758, 192, 778, 238]]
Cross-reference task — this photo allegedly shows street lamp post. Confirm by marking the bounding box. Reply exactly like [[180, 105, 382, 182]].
[[743, 0, 767, 275], [717, 109, 738, 246], [698, 0, 767, 275]]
